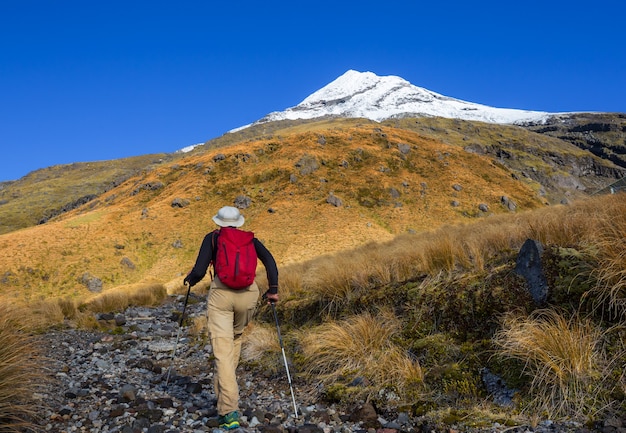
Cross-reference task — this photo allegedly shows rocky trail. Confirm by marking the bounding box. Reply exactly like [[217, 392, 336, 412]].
[[35, 294, 380, 433], [34, 294, 623, 433]]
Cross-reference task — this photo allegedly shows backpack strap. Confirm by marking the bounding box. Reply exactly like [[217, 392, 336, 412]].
[[208, 229, 220, 281]]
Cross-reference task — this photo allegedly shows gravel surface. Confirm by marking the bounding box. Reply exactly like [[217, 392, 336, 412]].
[[32, 294, 624, 433]]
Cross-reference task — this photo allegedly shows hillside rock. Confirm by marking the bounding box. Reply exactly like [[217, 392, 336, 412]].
[[295, 155, 320, 176], [326, 192, 343, 207], [79, 273, 103, 293], [171, 198, 190, 208], [501, 196, 517, 211], [132, 181, 165, 196], [120, 257, 136, 269], [515, 239, 548, 304], [234, 195, 252, 209]]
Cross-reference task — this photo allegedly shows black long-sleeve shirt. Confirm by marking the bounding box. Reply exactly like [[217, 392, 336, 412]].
[[185, 230, 279, 293]]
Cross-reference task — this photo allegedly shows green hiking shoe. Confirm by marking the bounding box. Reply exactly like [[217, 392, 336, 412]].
[[218, 411, 240, 430]]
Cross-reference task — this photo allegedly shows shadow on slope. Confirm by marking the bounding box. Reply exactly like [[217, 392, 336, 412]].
[[0, 153, 180, 235]]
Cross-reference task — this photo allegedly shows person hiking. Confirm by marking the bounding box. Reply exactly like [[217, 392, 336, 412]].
[[184, 206, 279, 430]]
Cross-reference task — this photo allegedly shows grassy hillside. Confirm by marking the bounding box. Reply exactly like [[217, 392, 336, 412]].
[[0, 153, 180, 235], [0, 118, 624, 429], [0, 122, 549, 304], [383, 117, 625, 203], [2, 116, 622, 239], [266, 193, 625, 424], [2, 116, 625, 305]]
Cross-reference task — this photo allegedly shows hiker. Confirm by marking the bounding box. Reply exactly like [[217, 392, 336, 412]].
[[184, 206, 279, 430]]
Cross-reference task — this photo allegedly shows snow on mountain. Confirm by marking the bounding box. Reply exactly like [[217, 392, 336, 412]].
[[233, 70, 558, 132], [176, 143, 204, 153]]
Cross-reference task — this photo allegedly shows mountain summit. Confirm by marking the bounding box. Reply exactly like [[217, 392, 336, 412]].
[[244, 70, 556, 129]]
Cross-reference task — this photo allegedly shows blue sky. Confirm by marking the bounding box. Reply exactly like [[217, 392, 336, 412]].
[[2, 0, 625, 182]]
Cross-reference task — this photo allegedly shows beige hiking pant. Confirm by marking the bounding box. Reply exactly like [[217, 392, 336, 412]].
[[207, 276, 259, 416]]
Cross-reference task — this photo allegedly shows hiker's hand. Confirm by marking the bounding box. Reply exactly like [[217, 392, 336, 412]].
[[264, 292, 279, 304], [183, 275, 194, 287]]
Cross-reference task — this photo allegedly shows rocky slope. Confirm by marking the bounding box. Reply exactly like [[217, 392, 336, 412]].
[[522, 112, 626, 170]]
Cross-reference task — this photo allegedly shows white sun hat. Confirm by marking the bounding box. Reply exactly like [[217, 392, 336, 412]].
[[212, 206, 245, 227]]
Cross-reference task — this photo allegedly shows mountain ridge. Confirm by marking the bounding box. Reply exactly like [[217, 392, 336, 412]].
[[1, 70, 624, 240], [239, 70, 564, 130]]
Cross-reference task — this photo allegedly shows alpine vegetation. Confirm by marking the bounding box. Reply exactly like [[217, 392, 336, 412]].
[[0, 303, 46, 433], [0, 69, 625, 432], [299, 310, 424, 405], [494, 309, 617, 420]]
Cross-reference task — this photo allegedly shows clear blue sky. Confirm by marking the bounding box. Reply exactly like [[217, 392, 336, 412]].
[[2, 0, 625, 182]]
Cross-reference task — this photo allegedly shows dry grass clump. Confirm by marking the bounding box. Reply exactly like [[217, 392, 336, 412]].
[[26, 299, 65, 330], [299, 253, 365, 315], [493, 309, 614, 420], [189, 314, 208, 339], [10, 282, 172, 330], [241, 323, 283, 375], [583, 199, 626, 318], [276, 262, 305, 298], [0, 303, 46, 432], [56, 297, 79, 320], [82, 281, 168, 313], [299, 311, 423, 403]]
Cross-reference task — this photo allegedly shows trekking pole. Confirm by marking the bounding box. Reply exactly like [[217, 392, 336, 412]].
[[166, 281, 192, 385], [270, 302, 298, 418]]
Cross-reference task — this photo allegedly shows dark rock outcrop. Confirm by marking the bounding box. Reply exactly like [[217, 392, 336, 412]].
[[515, 239, 548, 304]]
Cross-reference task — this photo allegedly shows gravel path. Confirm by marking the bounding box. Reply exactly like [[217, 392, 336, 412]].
[[33, 294, 623, 433]]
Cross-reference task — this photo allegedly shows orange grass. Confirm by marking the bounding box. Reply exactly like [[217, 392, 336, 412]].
[[583, 199, 626, 318], [281, 194, 626, 316], [0, 123, 545, 306], [299, 310, 424, 403], [82, 281, 168, 313], [494, 309, 616, 419], [0, 303, 47, 432]]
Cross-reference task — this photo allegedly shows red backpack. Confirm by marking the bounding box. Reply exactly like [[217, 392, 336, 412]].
[[212, 227, 258, 289]]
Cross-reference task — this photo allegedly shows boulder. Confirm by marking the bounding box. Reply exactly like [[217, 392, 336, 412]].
[[515, 239, 548, 304]]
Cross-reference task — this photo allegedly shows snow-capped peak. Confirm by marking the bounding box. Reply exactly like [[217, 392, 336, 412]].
[[241, 70, 556, 130]]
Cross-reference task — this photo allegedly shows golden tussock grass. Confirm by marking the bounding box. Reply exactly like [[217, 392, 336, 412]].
[[56, 297, 79, 320], [299, 310, 423, 403], [275, 261, 305, 298], [82, 281, 168, 313], [583, 199, 626, 318], [493, 309, 617, 419], [0, 296, 77, 332], [280, 194, 626, 318], [0, 303, 47, 432], [189, 315, 208, 339], [300, 253, 366, 314], [241, 323, 283, 375], [26, 299, 65, 330]]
